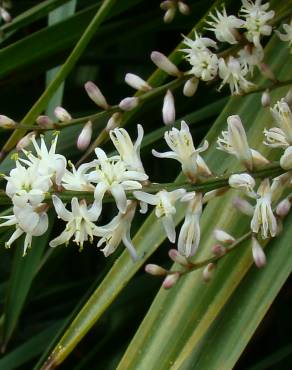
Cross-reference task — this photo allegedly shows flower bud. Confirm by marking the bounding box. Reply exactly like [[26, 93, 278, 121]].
[[106, 112, 123, 132], [160, 1, 174, 10], [284, 88, 292, 106], [251, 237, 266, 268], [125, 73, 152, 91], [251, 149, 270, 167], [280, 146, 292, 170], [162, 273, 180, 289], [229, 173, 255, 194], [77, 121, 92, 151], [276, 198, 291, 218], [119, 97, 139, 111], [145, 264, 167, 276], [211, 244, 226, 256], [0, 115, 15, 128], [261, 90, 271, 107], [178, 1, 191, 15], [16, 132, 35, 151], [213, 229, 235, 244], [150, 51, 181, 77], [36, 115, 53, 128], [84, 81, 109, 110], [202, 263, 216, 282], [163, 8, 176, 23], [202, 187, 229, 203], [0, 7, 11, 23], [168, 249, 189, 266], [183, 77, 199, 97], [162, 89, 175, 125], [259, 63, 277, 82], [232, 197, 254, 216], [54, 106, 72, 122]]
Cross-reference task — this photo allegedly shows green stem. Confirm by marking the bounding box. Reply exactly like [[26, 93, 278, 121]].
[[0, 0, 117, 155]]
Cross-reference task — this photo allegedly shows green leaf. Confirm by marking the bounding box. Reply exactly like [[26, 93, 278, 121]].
[[1, 213, 56, 348]]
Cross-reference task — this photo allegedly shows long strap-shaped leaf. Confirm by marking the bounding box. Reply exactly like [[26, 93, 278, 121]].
[[1, 0, 118, 154]]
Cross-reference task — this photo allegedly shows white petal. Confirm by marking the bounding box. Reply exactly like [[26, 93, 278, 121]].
[[52, 195, 72, 221], [162, 215, 176, 243], [133, 191, 158, 205], [111, 184, 127, 213]]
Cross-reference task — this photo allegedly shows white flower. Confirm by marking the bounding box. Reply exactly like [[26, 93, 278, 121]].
[[21, 134, 67, 186], [237, 45, 264, 75], [133, 189, 186, 243], [0, 203, 48, 255], [229, 173, 256, 196], [87, 148, 148, 213], [265, 99, 292, 147], [217, 115, 268, 170], [240, 0, 275, 47], [280, 146, 292, 170], [109, 125, 145, 174], [181, 33, 217, 55], [152, 121, 211, 182], [218, 56, 254, 95], [49, 196, 100, 249], [206, 7, 244, 44], [62, 162, 94, 192], [5, 161, 50, 206], [275, 21, 292, 53], [187, 50, 219, 81], [96, 201, 138, 261], [250, 178, 277, 239], [178, 192, 202, 257]]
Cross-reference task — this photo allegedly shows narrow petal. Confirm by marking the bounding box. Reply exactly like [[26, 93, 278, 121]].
[[111, 184, 127, 213], [52, 195, 72, 221]]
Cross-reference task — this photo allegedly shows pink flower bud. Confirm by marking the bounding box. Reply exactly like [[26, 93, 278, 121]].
[[162, 273, 180, 289], [261, 90, 271, 107], [0, 115, 15, 128], [162, 89, 175, 125], [84, 81, 109, 110], [145, 264, 167, 276], [202, 263, 216, 282], [213, 229, 235, 244], [16, 132, 35, 151], [276, 198, 291, 218], [183, 77, 199, 97], [252, 237, 266, 268], [160, 1, 174, 10], [150, 51, 181, 77], [0, 7, 11, 23], [125, 73, 152, 91], [163, 8, 176, 23], [36, 115, 53, 128], [211, 244, 226, 256], [119, 97, 139, 111], [178, 1, 191, 15], [168, 249, 189, 266], [54, 106, 72, 122], [77, 121, 92, 151], [106, 112, 123, 132]]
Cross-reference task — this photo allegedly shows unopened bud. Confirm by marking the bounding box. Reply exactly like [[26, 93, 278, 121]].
[[202, 263, 216, 282], [0, 115, 15, 128], [276, 198, 291, 218], [280, 146, 292, 170], [178, 1, 191, 15], [77, 121, 92, 151], [145, 264, 167, 276], [119, 97, 139, 111], [261, 90, 271, 107], [213, 229, 235, 244], [150, 51, 181, 77], [229, 173, 255, 194], [168, 249, 189, 266], [284, 88, 292, 106], [163, 8, 176, 23], [125, 73, 152, 92], [162, 89, 175, 125], [251, 237, 266, 268], [162, 272, 180, 289], [202, 187, 229, 203], [211, 244, 226, 256], [54, 106, 72, 122], [84, 81, 109, 110], [183, 77, 199, 97], [160, 0, 174, 10], [232, 197, 254, 216], [36, 115, 53, 128], [106, 112, 123, 132], [0, 7, 11, 23], [16, 132, 35, 151], [251, 149, 270, 167], [259, 63, 277, 82]]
